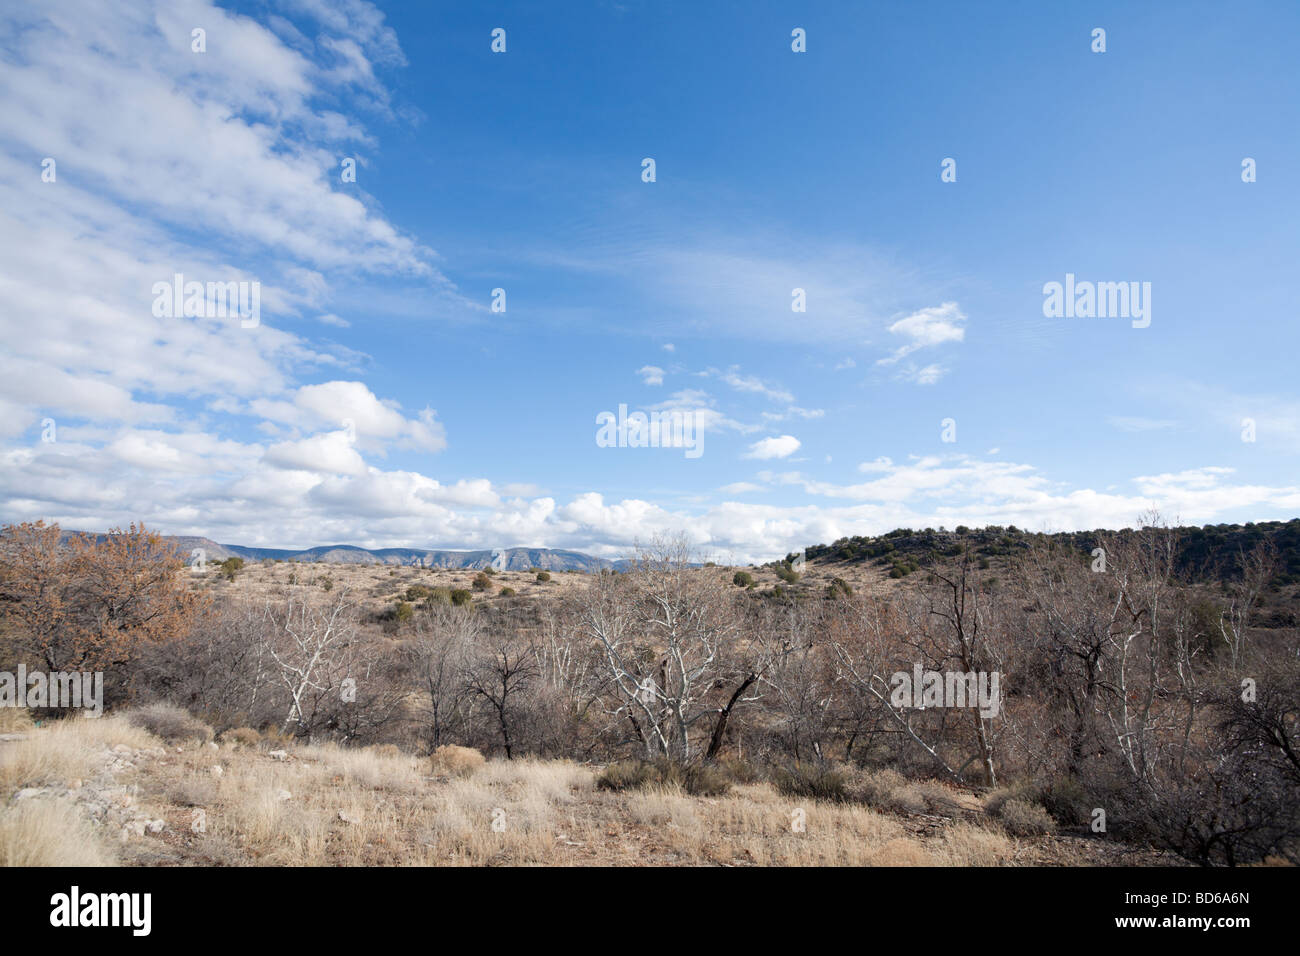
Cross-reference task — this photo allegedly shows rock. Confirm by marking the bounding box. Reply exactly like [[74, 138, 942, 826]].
[[69, 779, 83, 790], [0, 733, 28, 742], [268, 750, 288, 761], [210, 765, 223, 777], [207, 742, 219, 751], [147, 820, 166, 834], [337, 810, 362, 825], [276, 789, 292, 801], [121, 820, 146, 839], [112, 744, 132, 754], [13, 788, 43, 801]]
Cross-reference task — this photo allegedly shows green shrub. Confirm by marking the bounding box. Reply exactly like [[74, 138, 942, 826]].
[[471, 572, 492, 591], [732, 571, 754, 587], [827, 576, 853, 598], [499, 586, 516, 596], [536, 571, 551, 583], [450, 588, 473, 606]]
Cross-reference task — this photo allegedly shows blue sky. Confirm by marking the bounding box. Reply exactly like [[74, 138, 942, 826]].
[[2, 0, 1298, 561]]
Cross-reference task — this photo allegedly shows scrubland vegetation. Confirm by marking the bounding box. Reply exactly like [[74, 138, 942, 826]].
[[1, 516, 1296, 866]]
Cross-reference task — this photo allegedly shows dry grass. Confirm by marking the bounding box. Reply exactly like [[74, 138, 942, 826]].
[[1, 717, 1026, 866], [430, 744, 486, 778], [0, 798, 114, 866], [0, 714, 156, 790], [0, 708, 34, 734]]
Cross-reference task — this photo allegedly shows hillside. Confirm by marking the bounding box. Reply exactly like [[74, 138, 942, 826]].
[[65, 533, 618, 573]]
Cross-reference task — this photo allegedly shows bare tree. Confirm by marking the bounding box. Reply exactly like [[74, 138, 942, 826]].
[[257, 586, 360, 738], [582, 536, 743, 762]]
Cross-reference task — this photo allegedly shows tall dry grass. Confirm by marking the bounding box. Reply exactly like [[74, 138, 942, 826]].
[[0, 714, 156, 791], [0, 799, 114, 866]]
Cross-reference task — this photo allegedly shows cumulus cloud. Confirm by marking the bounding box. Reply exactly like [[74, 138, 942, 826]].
[[637, 365, 665, 386], [744, 435, 802, 460]]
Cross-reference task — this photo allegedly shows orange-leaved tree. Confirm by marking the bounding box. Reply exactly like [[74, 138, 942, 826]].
[[0, 520, 207, 674]]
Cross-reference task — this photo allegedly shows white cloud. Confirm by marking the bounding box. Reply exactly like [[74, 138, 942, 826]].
[[877, 302, 966, 365], [637, 365, 665, 386], [745, 435, 802, 460]]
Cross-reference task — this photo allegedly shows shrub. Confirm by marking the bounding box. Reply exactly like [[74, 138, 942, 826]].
[[1036, 775, 1093, 826], [535, 571, 551, 583], [471, 572, 492, 591], [218, 726, 261, 748], [827, 576, 853, 598], [775, 564, 800, 584], [450, 588, 473, 606], [595, 759, 655, 792], [218, 556, 244, 581], [392, 600, 414, 623], [846, 767, 927, 814], [771, 763, 848, 802], [732, 571, 754, 587], [595, 758, 731, 796], [430, 744, 485, 777], [718, 756, 761, 784], [997, 798, 1055, 836], [125, 703, 213, 745], [499, 586, 516, 596]]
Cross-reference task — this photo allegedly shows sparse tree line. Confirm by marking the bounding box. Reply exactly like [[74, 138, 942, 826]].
[[1, 518, 1297, 866]]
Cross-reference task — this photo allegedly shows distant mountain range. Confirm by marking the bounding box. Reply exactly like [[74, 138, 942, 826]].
[[152, 536, 618, 572]]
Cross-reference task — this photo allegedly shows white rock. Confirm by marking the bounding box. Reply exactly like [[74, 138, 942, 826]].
[[112, 744, 132, 754], [277, 789, 292, 801], [121, 820, 146, 839], [147, 820, 165, 834], [337, 810, 362, 825], [268, 750, 288, 761], [13, 788, 43, 801], [207, 742, 219, 751], [210, 765, 223, 777]]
